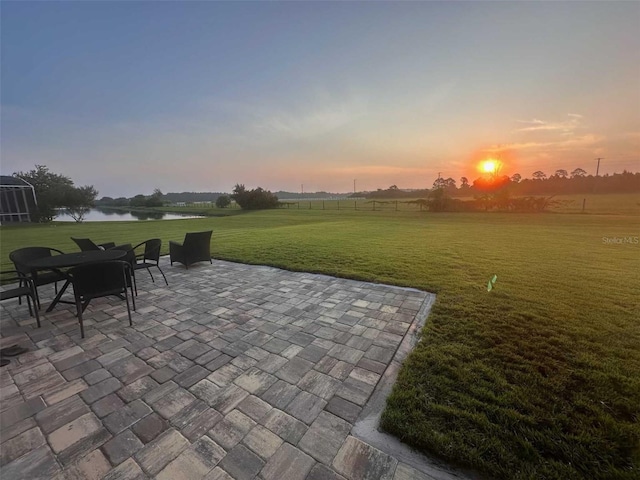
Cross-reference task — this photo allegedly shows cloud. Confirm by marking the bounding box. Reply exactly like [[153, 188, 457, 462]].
[[515, 114, 583, 133], [485, 134, 603, 154]]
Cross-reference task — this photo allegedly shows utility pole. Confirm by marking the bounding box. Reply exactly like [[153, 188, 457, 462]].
[[301, 184, 304, 195], [596, 158, 604, 176], [353, 179, 356, 194]]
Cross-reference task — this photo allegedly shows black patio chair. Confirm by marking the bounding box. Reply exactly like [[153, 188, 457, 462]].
[[67, 260, 133, 338], [71, 237, 116, 251], [131, 239, 168, 290], [0, 270, 40, 327], [9, 247, 67, 309], [111, 244, 138, 300], [169, 231, 212, 269]]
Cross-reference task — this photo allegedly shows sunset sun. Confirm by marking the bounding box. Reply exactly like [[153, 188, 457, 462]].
[[480, 159, 499, 174]]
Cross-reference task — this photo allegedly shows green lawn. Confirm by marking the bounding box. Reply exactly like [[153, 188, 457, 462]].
[[1, 209, 638, 479]]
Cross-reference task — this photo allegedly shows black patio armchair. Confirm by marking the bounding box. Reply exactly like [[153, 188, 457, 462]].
[[111, 244, 138, 301], [71, 237, 116, 251], [67, 260, 133, 338], [169, 231, 213, 269], [9, 247, 66, 309], [131, 239, 168, 289], [0, 270, 40, 327]]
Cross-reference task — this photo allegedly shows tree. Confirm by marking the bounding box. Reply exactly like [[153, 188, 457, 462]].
[[130, 194, 147, 207], [231, 184, 279, 209], [510, 173, 522, 183], [13, 165, 96, 222], [571, 168, 587, 178], [63, 185, 98, 222], [427, 187, 450, 212], [532, 171, 547, 180], [146, 189, 164, 207], [554, 169, 568, 178], [432, 177, 446, 189], [112, 197, 130, 207], [215, 195, 231, 208], [460, 177, 469, 188]]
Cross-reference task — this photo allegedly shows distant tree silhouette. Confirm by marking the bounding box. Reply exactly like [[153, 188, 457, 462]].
[[554, 169, 568, 178], [532, 171, 547, 180], [232, 184, 279, 209], [215, 195, 231, 208], [571, 168, 587, 178], [146, 188, 164, 207], [130, 194, 147, 207], [511, 173, 522, 183]]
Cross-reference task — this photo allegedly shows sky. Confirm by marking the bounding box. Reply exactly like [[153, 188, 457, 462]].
[[1, 1, 639, 198]]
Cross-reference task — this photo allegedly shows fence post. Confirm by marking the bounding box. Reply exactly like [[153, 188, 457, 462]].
[[355, 201, 357, 210], [323, 201, 325, 210], [338, 200, 340, 211]]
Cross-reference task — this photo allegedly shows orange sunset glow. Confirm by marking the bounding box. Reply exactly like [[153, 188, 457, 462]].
[[480, 160, 498, 174]]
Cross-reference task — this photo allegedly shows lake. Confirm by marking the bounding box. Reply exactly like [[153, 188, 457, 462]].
[[55, 209, 204, 222]]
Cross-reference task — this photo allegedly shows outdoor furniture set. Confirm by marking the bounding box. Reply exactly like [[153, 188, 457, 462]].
[[2, 231, 212, 341]]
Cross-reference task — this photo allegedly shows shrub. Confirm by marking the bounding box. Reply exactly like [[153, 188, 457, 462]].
[[216, 195, 231, 208], [231, 184, 279, 210]]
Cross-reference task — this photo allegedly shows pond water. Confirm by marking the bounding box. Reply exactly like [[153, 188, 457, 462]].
[[55, 209, 204, 222]]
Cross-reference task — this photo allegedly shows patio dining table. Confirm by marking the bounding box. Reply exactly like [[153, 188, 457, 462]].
[[26, 250, 126, 312]]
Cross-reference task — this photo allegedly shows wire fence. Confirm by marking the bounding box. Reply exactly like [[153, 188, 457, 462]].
[[277, 199, 428, 212]]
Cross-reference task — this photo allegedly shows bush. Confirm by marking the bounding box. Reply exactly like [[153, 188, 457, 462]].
[[216, 195, 231, 208], [231, 184, 279, 210]]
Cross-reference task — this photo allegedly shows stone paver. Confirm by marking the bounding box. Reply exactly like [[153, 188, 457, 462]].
[[156, 436, 225, 480], [0, 258, 463, 480], [260, 442, 315, 480], [299, 411, 352, 464], [333, 436, 398, 480], [134, 428, 189, 476]]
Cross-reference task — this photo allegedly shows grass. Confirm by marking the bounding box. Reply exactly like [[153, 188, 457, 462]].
[[548, 193, 640, 215], [1, 208, 639, 479]]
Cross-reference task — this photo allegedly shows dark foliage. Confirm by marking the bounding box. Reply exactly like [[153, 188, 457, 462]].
[[13, 165, 97, 222], [215, 195, 231, 208], [231, 184, 279, 210]]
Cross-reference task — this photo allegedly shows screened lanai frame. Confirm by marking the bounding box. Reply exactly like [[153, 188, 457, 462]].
[[0, 176, 37, 224]]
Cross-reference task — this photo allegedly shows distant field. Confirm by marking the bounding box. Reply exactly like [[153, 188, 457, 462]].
[[1, 208, 638, 479], [548, 193, 640, 215]]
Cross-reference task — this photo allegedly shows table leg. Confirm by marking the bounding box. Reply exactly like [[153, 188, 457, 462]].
[[45, 279, 71, 313]]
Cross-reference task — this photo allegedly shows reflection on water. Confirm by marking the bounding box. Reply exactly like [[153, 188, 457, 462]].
[[130, 210, 165, 220], [56, 208, 203, 222]]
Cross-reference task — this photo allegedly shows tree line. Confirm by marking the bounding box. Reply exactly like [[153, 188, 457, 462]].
[[365, 169, 640, 200], [11, 165, 639, 221]]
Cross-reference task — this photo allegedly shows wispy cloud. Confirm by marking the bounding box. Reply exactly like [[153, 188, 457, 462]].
[[515, 114, 583, 133], [485, 134, 603, 154]]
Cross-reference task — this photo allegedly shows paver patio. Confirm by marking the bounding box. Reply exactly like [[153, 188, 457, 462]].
[[1, 258, 469, 480]]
